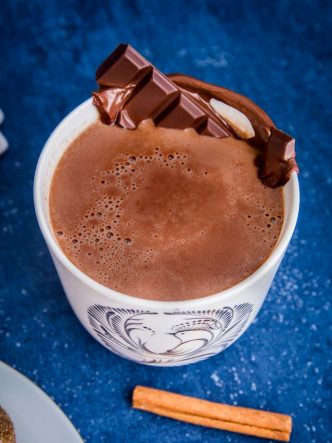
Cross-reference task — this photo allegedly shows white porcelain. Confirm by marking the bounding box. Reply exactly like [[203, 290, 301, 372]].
[[0, 108, 8, 155], [34, 99, 299, 366], [0, 361, 83, 443]]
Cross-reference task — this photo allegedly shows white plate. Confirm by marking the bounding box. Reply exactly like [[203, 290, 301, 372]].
[[0, 361, 83, 443]]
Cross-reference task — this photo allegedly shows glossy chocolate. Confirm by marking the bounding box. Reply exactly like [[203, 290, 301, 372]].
[[93, 44, 230, 138], [255, 128, 299, 187], [169, 74, 299, 187], [93, 44, 298, 187]]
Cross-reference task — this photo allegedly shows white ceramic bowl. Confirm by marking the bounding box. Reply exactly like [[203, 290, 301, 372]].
[[34, 99, 299, 366]]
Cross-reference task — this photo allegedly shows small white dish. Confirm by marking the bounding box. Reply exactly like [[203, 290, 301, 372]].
[[0, 361, 83, 443]]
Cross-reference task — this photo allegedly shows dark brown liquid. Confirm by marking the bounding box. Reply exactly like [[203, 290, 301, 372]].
[[49, 120, 283, 301]]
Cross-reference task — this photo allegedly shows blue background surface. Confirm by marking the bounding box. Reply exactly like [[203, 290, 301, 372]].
[[0, 0, 331, 441]]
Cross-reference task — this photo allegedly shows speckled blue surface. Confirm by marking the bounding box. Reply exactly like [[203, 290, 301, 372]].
[[0, 1, 331, 442]]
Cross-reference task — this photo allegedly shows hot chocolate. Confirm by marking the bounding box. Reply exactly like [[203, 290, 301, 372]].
[[49, 43, 297, 301], [49, 120, 283, 301]]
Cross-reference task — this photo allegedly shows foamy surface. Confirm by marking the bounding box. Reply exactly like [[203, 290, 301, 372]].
[[49, 120, 283, 300]]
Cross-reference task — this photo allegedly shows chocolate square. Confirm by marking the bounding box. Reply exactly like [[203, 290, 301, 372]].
[[156, 94, 207, 129], [124, 70, 180, 126], [96, 44, 151, 88]]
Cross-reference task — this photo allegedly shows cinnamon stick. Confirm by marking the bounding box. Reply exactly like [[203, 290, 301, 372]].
[[132, 386, 292, 441]]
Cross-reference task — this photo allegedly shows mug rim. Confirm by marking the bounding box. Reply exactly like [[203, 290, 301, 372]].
[[34, 98, 300, 309]]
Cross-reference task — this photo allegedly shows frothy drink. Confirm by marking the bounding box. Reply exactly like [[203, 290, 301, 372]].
[[49, 121, 283, 301], [49, 44, 298, 302]]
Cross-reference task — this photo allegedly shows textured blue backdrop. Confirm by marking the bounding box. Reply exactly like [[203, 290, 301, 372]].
[[0, 1, 331, 442]]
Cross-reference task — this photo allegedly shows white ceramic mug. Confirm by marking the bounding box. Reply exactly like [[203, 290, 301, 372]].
[[34, 99, 300, 367]]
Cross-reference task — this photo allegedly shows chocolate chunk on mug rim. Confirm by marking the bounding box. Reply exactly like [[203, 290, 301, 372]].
[[94, 44, 230, 138], [96, 44, 152, 88], [256, 128, 299, 188]]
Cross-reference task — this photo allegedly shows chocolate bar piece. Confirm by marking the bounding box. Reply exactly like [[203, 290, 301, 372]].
[[256, 128, 299, 187], [267, 129, 296, 162], [96, 44, 152, 88], [93, 44, 230, 138]]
